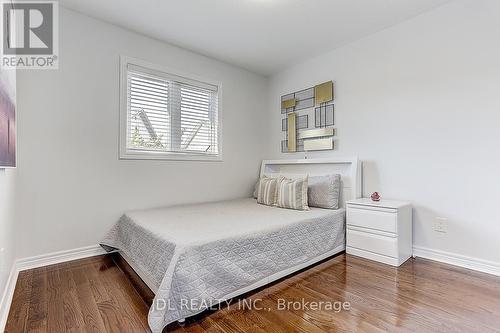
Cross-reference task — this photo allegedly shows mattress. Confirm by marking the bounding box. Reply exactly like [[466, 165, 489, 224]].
[[101, 198, 345, 333]]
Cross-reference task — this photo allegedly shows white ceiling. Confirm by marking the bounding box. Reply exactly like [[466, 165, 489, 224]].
[[59, 0, 449, 76]]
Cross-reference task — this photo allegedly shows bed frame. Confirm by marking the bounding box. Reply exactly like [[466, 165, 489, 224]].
[[113, 157, 362, 323]]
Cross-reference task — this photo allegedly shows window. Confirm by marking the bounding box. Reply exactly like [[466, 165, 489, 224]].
[[120, 57, 221, 160]]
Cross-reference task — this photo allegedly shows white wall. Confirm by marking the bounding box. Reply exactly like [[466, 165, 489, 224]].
[[12, 0, 500, 269], [269, 0, 500, 264], [15, 8, 269, 258]]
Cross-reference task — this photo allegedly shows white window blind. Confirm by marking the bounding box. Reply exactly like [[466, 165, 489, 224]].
[[122, 61, 220, 160]]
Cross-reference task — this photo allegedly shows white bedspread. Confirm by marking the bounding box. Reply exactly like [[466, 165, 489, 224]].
[[101, 198, 345, 332]]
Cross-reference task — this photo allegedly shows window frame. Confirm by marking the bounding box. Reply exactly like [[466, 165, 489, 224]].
[[119, 55, 223, 161]]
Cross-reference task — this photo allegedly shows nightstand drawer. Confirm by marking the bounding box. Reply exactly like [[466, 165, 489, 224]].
[[347, 228, 398, 258], [347, 206, 397, 233]]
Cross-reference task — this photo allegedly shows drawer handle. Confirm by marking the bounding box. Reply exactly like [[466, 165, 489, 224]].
[[347, 226, 397, 237]]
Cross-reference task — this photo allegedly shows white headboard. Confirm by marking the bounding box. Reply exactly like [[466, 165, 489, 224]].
[[260, 158, 362, 208]]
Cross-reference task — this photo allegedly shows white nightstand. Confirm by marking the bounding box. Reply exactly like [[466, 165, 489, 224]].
[[346, 198, 412, 266]]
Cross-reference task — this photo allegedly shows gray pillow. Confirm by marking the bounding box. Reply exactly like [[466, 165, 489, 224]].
[[308, 174, 341, 209]]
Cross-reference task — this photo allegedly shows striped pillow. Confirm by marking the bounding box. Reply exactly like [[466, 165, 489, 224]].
[[276, 175, 309, 210], [256, 176, 278, 206]]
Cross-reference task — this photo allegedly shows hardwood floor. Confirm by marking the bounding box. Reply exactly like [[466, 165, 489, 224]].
[[5, 253, 500, 332]]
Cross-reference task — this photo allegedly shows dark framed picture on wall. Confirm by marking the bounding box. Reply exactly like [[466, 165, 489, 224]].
[[0, 68, 16, 168]]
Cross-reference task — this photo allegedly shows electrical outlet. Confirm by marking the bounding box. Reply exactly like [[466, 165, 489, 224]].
[[434, 217, 448, 233]]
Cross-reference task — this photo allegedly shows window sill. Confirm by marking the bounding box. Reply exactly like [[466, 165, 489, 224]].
[[119, 150, 223, 162]]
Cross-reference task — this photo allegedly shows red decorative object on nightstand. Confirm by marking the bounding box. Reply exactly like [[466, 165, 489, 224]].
[[371, 192, 381, 202]]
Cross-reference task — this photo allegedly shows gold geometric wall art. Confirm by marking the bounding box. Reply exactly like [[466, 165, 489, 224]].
[[287, 113, 297, 152], [282, 114, 308, 131], [314, 81, 334, 106], [298, 128, 334, 139], [303, 137, 334, 151], [281, 88, 314, 114], [281, 139, 304, 153], [315, 104, 334, 128], [281, 98, 296, 109], [281, 81, 335, 153]]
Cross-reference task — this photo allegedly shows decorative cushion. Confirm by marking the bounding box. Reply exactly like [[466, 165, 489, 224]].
[[256, 176, 278, 206], [275, 175, 309, 210], [308, 174, 341, 209], [254, 175, 279, 199]]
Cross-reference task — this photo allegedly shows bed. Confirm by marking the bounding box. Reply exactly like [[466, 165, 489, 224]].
[[101, 158, 361, 333]]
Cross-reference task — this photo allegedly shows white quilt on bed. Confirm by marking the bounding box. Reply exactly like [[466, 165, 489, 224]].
[[101, 198, 345, 333]]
